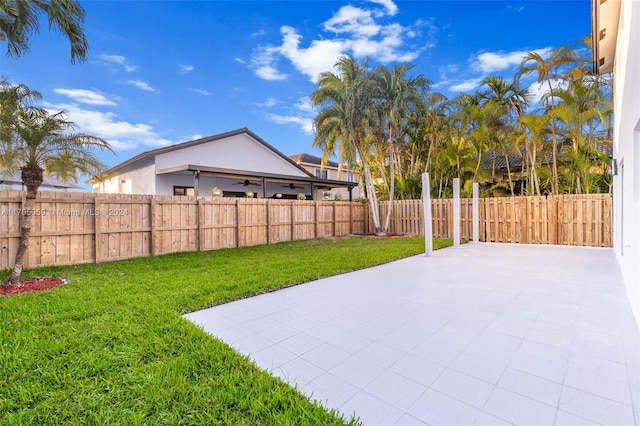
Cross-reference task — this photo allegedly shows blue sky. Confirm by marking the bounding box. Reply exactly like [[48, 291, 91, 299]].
[[2, 0, 590, 188]]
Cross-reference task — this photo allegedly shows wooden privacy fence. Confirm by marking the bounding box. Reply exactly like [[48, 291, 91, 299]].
[[0, 191, 368, 269], [375, 194, 612, 247], [0, 191, 612, 270]]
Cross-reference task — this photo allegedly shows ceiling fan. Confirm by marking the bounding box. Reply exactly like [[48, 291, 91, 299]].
[[282, 182, 304, 190], [234, 179, 261, 187]]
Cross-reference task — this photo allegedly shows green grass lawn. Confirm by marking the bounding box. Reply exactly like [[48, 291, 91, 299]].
[[0, 236, 451, 425]]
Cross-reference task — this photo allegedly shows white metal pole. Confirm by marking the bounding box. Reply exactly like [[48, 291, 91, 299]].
[[422, 173, 433, 256], [473, 182, 479, 243], [453, 177, 460, 247]]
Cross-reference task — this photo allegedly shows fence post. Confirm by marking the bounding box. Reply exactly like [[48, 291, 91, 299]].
[[291, 201, 296, 241], [149, 198, 155, 256], [235, 199, 241, 247], [422, 173, 433, 256], [95, 197, 101, 263], [266, 199, 271, 244], [453, 177, 460, 247], [314, 201, 319, 238], [472, 182, 479, 243], [197, 198, 203, 251]]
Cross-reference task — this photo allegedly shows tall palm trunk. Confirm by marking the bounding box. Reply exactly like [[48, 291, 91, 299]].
[[504, 154, 515, 196], [6, 165, 43, 285], [355, 140, 383, 234], [383, 126, 395, 233], [547, 79, 560, 194]]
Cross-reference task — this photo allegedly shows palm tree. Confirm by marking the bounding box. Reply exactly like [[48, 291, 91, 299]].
[[310, 56, 385, 234], [1, 83, 113, 285], [374, 63, 429, 231], [517, 47, 579, 194], [0, 81, 42, 172], [480, 76, 529, 196], [551, 77, 607, 194], [518, 114, 550, 195], [0, 0, 89, 63]]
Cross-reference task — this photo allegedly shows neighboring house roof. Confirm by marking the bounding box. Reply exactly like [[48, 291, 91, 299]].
[[89, 128, 314, 183], [290, 153, 340, 169], [483, 132, 612, 172], [0, 169, 81, 189]]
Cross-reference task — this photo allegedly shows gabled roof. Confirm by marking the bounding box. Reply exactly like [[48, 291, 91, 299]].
[[89, 128, 313, 183], [290, 153, 340, 168]]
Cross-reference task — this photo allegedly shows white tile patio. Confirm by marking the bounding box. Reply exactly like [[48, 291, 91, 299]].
[[184, 243, 640, 425]]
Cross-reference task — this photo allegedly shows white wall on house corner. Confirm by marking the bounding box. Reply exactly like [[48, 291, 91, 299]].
[[613, 0, 640, 327], [92, 164, 156, 195]]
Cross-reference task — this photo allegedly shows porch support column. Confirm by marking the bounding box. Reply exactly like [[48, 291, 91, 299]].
[[193, 170, 201, 197]]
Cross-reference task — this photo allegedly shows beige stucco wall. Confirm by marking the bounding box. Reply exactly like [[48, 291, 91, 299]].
[[612, 0, 640, 326]]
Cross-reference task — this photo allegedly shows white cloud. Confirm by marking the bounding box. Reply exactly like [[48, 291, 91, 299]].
[[251, 44, 289, 81], [251, 29, 267, 37], [472, 47, 552, 74], [369, 0, 398, 16], [234, 57, 246, 64], [99, 54, 126, 64], [526, 77, 566, 104], [127, 80, 156, 92], [180, 64, 194, 73], [295, 97, 315, 113], [189, 88, 212, 96], [256, 65, 288, 81], [53, 88, 116, 106], [267, 113, 313, 134], [324, 5, 382, 37], [44, 102, 173, 151], [254, 97, 279, 107], [249, 1, 428, 83], [449, 77, 484, 92], [279, 26, 346, 82], [99, 54, 137, 73]]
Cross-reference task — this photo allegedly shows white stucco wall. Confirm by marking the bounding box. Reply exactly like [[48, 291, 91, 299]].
[[92, 164, 156, 195], [612, 0, 640, 326], [155, 133, 308, 177]]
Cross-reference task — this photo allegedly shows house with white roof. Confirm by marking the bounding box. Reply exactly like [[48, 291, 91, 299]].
[[89, 128, 354, 200]]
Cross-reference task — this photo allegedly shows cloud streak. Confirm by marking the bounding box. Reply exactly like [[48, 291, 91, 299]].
[[127, 80, 156, 92], [98, 54, 137, 73], [53, 88, 116, 106]]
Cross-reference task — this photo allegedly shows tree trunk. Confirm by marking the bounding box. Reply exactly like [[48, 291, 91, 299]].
[[383, 143, 395, 232], [355, 141, 383, 234], [504, 154, 515, 197], [547, 80, 560, 195], [5, 166, 43, 285]]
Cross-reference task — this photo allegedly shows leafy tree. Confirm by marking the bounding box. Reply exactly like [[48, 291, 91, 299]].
[[517, 47, 579, 193], [374, 63, 429, 231], [0, 81, 112, 285], [310, 56, 385, 234], [0, 0, 89, 63]]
